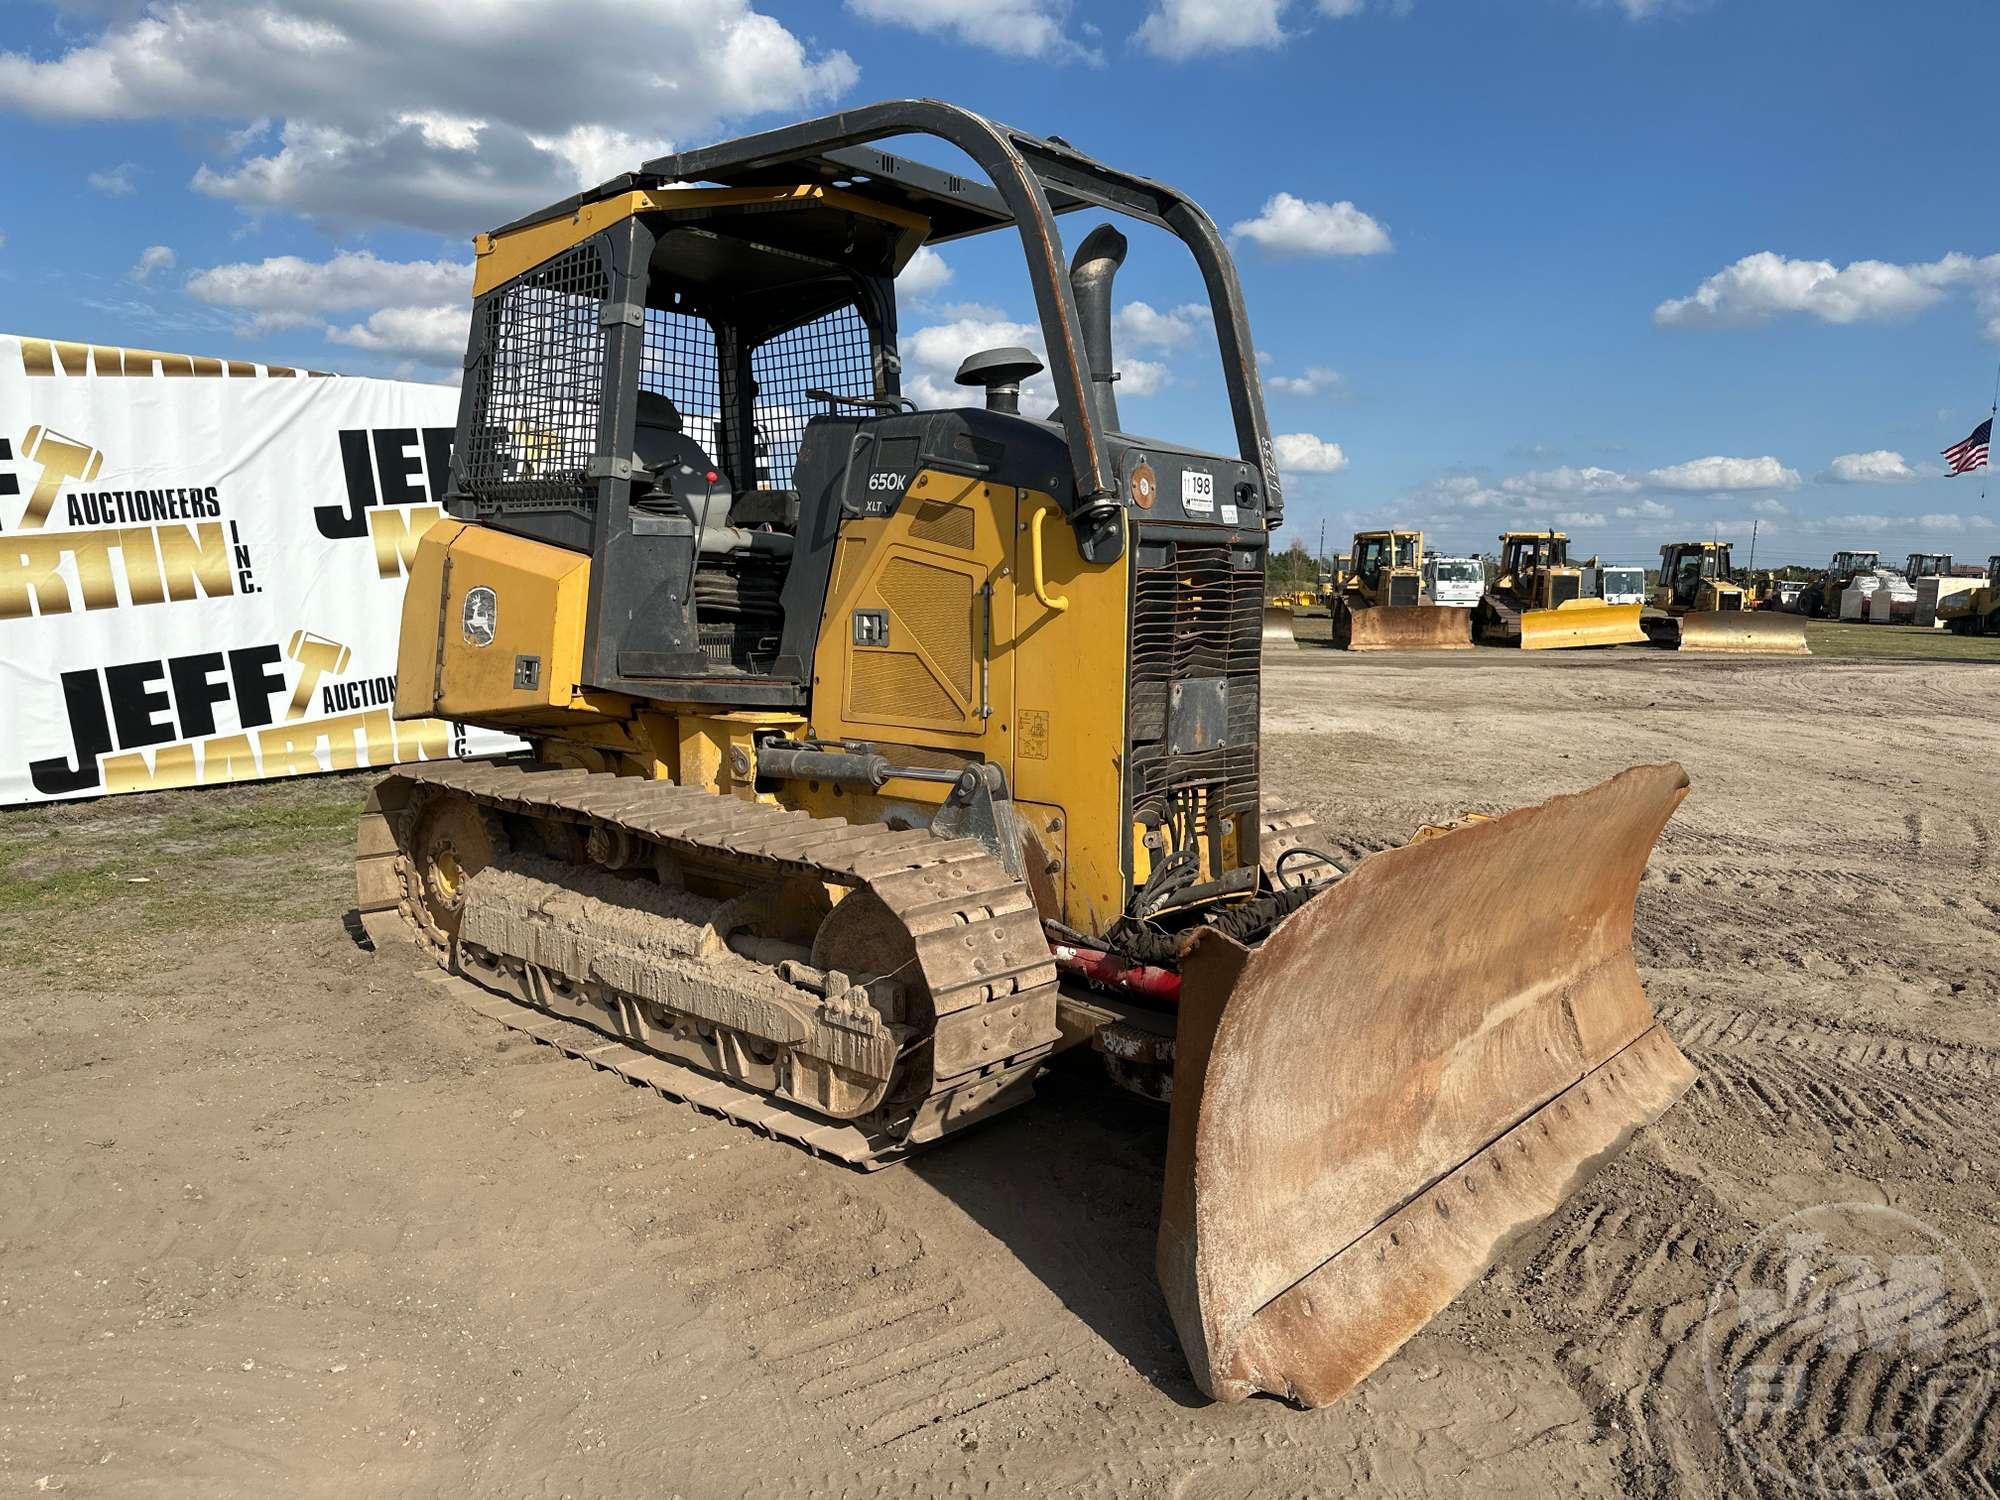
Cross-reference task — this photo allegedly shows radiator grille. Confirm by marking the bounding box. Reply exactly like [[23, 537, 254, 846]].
[[909, 500, 976, 551], [461, 242, 609, 514], [879, 557, 972, 700], [849, 652, 960, 724], [1550, 573, 1582, 606], [1127, 539, 1262, 869], [1389, 574, 1420, 607]]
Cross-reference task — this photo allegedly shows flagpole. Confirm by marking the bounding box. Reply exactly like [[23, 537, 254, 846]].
[[1986, 356, 1999, 507]]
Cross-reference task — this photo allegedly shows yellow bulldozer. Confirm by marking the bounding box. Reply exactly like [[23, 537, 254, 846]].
[[1475, 530, 1648, 648], [354, 101, 1693, 1408], [1938, 554, 2000, 635], [1642, 540, 1810, 654], [1327, 529, 1472, 650]]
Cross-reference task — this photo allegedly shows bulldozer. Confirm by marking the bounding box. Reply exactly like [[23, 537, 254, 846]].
[[354, 100, 1694, 1408], [1938, 555, 2000, 635], [1327, 529, 1472, 649], [1642, 540, 1810, 654], [1475, 530, 1648, 648], [1796, 548, 1879, 618]]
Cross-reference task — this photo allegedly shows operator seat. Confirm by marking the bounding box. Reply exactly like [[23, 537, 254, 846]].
[[634, 390, 728, 498]]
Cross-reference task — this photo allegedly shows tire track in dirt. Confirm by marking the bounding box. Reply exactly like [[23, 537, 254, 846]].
[[488, 1020, 1071, 1458], [1705, 1241, 1998, 1498], [1663, 1004, 1996, 1147], [1515, 1000, 2000, 1497]]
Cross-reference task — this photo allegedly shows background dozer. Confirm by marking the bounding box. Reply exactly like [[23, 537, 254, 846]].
[[1795, 548, 1879, 618], [1476, 530, 1648, 648], [1938, 555, 2000, 634], [354, 100, 1693, 1407], [1326, 529, 1472, 650], [1643, 540, 1810, 654]]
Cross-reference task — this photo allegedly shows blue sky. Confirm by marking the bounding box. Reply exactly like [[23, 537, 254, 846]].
[[3, 0, 1997, 566]]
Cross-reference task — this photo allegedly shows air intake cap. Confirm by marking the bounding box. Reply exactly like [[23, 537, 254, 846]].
[[954, 346, 1044, 415]]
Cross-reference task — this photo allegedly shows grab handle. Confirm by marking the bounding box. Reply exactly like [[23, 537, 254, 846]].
[[1029, 508, 1070, 613]]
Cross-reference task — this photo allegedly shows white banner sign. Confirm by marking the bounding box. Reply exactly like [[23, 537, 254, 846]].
[[0, 333, 520, 806]]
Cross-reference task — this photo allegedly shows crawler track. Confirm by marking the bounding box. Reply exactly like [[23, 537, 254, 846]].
[[358, 758, 1063, 1167]]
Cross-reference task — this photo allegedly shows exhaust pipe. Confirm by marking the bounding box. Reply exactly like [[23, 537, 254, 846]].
[[1068, 223, 1127, 435]]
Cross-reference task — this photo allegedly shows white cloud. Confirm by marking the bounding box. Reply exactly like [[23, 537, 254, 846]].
[[1403, 472, 1512, 516], [902, 302, 1174, 410], [1113, 300, 1207, 351], [1265, 364, 1342, 397], [0, 2, 857, 234], [1655, 251, 2000, 341], [127, 244, 176, 283], [1134, 0, 1288, 58], [1821, 449, 1921, 484], [187, 248, 471, 367], [1643, 455, 1801, 492], [1132, 0, 1374, 58], [1273, 432, 1348, 473], [1501, 465, 1640, 498], [1119, 358, 1172, 397], [1750, 498, 1790, 517], [187, 249, 468, 328], [1553, 510, 1608, 527], [1231, 192, 1391, 257], [326, 304, 468, 366], [902, 307, 1051, 411], [1615, 499, 1674, 520], [847, 0, 1097, 61], [88, 162, 138, 197], [896, 244, 953, 300]]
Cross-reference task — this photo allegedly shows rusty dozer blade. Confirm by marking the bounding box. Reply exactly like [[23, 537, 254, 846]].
[[1262, 604, 1299, 648], [1158, 762, 1694, 1407], [1333, 603, 1474, 651], [1518, 599, 1647, 650], [1655, 609, 1811, 655]]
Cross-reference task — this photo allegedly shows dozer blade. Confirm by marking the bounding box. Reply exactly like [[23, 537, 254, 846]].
[[1335, 604, 1474, 652], [1158, 763, 1694, 1407], [1262, 604, 1299, 648], [1518, 600, 1647, 650], [1664, 609, 1811, 655]]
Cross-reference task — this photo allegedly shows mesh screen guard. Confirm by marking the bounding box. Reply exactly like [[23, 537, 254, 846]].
[[462, 228, 879, 511], [460, 241, 610, 514]]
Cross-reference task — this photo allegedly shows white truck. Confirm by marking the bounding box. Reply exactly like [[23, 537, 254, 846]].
[[1423, 554, 1485, 608], [1584, 563, 1647, 607]]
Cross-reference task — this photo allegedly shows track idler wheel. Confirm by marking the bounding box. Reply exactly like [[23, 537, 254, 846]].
[[400, 790, 510, 956]]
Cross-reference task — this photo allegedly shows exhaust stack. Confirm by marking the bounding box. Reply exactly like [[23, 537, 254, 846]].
[[1068, 224, 1127, 435]]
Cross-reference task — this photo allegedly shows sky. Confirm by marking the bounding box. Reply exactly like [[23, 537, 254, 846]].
[[2, 0, 1997, 567]]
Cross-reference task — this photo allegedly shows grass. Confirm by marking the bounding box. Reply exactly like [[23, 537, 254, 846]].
[[1800, 618, 2000, 662], [0, 770, 379, 987]]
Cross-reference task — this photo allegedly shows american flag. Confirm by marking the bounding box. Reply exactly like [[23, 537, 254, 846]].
[[1942, 417, 1990, 475]]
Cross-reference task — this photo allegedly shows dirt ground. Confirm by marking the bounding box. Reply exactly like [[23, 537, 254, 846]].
[[3, 641, 1997, 1497]]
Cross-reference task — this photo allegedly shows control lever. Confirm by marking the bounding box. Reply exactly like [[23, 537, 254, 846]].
[[805, 388, 916, 414]]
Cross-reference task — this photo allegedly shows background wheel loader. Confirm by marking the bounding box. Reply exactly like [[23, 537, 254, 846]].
[[1642, 540, 1810, 654], [1325, 529, 1472, 650], [1475, 530, 1648, 649], [354, 100, 1693, 1408]]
